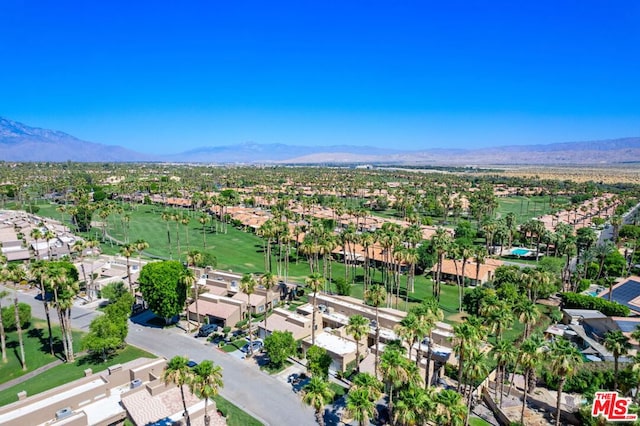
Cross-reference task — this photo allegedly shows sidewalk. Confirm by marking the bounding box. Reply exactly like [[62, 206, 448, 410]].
[[0, 359, 64, 392]]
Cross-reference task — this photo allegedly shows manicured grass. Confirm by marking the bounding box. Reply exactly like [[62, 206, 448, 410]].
[[213, 394, 263, 426], [261, 360, 291, 374], [221, 338, 248, 353], [0, 319, 83, 385], [469, 416, 492, 426], [0, 345, 156, 406], [496, 195, 570, 225]]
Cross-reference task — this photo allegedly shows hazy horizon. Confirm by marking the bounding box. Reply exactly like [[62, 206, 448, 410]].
[[1, 1, 639, 155]]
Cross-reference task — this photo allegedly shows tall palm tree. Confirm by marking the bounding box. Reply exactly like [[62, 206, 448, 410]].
[[432, 227, 452, 301], [452, 322, 480, 393], [30, 228, 43, 259], [49, 261, 79, 362], [463, 349, 489, 426], [345, 387, 377, 426], [0, 289, 8, 363], [305, 272, 324, 345], [119, 243, 136, 294], [302, 377, 334, 426], [190, 360, 224, 426], [346, 315, 369, 373], [548, 337, 583, 426], [490, 339, 517, 407], [379, 347, 411, 422], [395, 312, 418, 360], [163, 355, 193, 426], [13, 292, 27, 370], [240, 273, 258, 355], [513, 298, 539, 339], [604, 330, 631, 391], [260, 271, 278, 331], [518, 336, 543, 425], [134, 239, 149, 270], [199, 214, 210, 249], [181, 269, 197, 333], [365, 284, 386, 379]]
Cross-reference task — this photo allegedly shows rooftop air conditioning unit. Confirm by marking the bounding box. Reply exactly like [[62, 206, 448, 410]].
[[55, 407, 73, 420], [131, 378, 143, 389]]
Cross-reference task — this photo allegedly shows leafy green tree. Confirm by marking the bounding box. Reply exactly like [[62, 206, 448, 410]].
[[72, 204, 94, 232], [101, 281, 127, 302], [264, 330, 295, 368], [138, 261, 187, 322], [1, 302, 31, 330], [306, 345, 332, 380], [84, 315, 125, 362]]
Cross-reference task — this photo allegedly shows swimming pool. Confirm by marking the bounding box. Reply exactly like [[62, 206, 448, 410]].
[[511, 248, 531, 256]]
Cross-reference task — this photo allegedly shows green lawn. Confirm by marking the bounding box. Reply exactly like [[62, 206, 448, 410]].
[[0, 319, 83, 385], [469, 417, 492, 426], [0, 345, 155, 406], [496, 195, 570, 225], [213, 394, 263, 426]]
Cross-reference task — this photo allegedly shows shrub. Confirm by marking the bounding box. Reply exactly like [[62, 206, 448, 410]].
[[1, 302, 31, 331]]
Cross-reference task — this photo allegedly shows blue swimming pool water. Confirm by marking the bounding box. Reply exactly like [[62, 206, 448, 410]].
[[512, 248, 530, 256]]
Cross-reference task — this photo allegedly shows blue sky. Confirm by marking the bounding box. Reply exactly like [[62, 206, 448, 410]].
[[1, 1, 639, 154]]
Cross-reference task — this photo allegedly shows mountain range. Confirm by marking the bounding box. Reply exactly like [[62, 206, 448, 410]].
[[1, 116, 639, 165]]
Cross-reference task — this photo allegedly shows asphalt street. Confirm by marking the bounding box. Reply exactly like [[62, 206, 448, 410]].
[[6, 286, 316, 426]]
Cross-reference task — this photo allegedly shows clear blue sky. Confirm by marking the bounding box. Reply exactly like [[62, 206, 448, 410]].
[[1, 1, 639, 154]]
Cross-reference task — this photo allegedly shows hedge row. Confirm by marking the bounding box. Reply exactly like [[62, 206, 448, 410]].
[[561, 292, 630, 317]]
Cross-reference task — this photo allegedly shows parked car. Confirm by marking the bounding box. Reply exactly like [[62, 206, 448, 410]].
[[187, 360, 198, 368], [240, 339, 264, 354], [197, 324, 218, 337]]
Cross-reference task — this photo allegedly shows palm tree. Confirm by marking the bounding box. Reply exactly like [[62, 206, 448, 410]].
[[305, 272, 324, 345], [394, 385, 430, 426], [351, 372, 383, 402], [365, 284, 386, 379], [490, 339, 517, 407], [0, 289, 8, 363], [518, 336, 543, 425], [260, 271, 278, 331], [513, 298, 539, 339], [119, 243, 136, 294], [134, 239, 149, 270], [548, 337, 583, 426], [30, 227, 43, 259], [463, 349, 489, 426], [302, 377, 334, 426], [395, 312, 418, 360], [379, 347, 411, 422], [199, 214, 211, 249], [190, 360, 224, 426], [435, 389, 466, 426], [13, 292, 27, 370], [182, 269, 197, 333], [346, 315, 369, 373], [49, 261, 79, 362], [604, 330, 631, 391], [240, 273, 258, 355], [452, 322, 480, 393], [432, 228, 452, 301], [345, 387, 377, 426], [163, 355, 193, 426]]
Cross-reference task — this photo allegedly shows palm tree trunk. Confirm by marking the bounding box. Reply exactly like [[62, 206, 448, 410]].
[[374, 307, 380, 379], [65, 308, 75, 362], [204, 398, 210, 426], [39, 279, 55, 355], [556, 377, 566, 426], [0, 299, 6, 363], [248, 293, 253, 356], [14, 296, 27, 370], [521, 373, 529, 425], [179, 384, 191, 426]]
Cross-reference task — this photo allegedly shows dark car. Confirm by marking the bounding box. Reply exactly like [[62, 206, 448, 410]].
[[197, 324, 218, 337], [240, 340, 264, 354], [187, 360, 198, 368]]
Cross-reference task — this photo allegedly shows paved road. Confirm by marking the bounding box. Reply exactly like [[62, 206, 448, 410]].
[[6, 286, 316, 426]]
